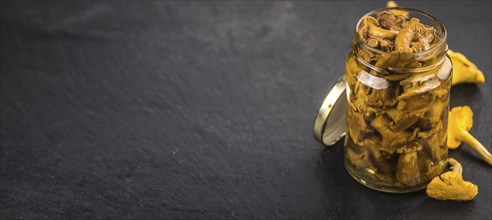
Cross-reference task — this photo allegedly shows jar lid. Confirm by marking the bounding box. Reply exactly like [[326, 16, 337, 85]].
[[313, 75, 347, 146]]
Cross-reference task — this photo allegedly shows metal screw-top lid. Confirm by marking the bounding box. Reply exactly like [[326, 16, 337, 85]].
[[313, 75, 347, 146]]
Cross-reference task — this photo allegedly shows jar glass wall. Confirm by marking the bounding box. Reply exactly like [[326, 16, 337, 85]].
[[344, 8, 452, 193]]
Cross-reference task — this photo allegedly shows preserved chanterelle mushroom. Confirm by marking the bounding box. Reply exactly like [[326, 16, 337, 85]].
[[344, 8, 451, 192]]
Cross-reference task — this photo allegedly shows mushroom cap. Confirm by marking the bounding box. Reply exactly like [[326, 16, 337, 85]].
[[386, 1, 397, 8], [449, 50, 486, 85], [426, 171, 478, 201], [447, 106, 473, 149]]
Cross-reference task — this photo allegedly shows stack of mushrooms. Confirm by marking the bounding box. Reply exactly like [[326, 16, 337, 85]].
[[346, 7, 452, 191]]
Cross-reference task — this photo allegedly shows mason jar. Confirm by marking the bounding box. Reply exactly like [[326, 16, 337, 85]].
[[314, 8, 452, 193]]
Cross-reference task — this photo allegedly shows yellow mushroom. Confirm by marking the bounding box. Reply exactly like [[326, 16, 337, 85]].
[[447, 157, 462, 174], [426, 158, 478, 201], [448, 106, 492, 166], [386, 0, 398, 8], [395, 28, 415, 53], [368, 23, 398, 40], [370, 115, 419, 154], [378, 11, 401, 31], [366, 37, 380, 48], [385, 1, 409, 18], [448, 50, 485, 85], [395, 141, 423, 186], [358, 16, 379, 40]]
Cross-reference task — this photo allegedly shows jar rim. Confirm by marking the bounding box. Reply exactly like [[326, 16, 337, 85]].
[[354, 7, 447, 58]]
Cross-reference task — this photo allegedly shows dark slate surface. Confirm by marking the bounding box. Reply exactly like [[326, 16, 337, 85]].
[[1, 1, 491, 219]]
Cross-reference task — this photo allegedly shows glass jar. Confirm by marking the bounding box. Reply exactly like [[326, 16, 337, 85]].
[[344, 8, 452, 193]]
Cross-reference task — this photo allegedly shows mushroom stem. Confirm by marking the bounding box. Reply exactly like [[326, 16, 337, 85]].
[[368, 23, 398, 39], [447, 158, 462, 174], [459, 128, 492, 166], [395, 29, 415, 53]]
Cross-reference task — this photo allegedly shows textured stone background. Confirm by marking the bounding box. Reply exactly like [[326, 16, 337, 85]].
[[1, 1, 490, 219]]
